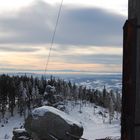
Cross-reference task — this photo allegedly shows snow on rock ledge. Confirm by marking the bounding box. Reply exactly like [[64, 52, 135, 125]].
[[25, 106, 84, 140], [12, 128, 31, 140], [32, 106, 82, 127]]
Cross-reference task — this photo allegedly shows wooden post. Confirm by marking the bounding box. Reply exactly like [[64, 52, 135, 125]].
[[122, 0, 140, 140]]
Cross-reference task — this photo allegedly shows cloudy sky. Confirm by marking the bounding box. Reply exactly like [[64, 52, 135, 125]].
[[0, 0, 128, 74]]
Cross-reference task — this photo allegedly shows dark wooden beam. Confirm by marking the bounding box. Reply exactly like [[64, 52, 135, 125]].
[[121, 0, 140, 140]]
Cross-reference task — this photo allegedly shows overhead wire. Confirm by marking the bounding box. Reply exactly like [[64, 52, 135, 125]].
[[44, 0, 64, 75]]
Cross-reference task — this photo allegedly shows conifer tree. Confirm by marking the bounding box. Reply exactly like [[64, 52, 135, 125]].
[[108, 96, 114, 124]]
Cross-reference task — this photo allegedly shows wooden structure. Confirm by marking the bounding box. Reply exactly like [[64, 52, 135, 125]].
[[122, 0, 140, 140]]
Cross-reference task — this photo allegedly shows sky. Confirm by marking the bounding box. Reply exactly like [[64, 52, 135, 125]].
[[0, 0, 128, 74]]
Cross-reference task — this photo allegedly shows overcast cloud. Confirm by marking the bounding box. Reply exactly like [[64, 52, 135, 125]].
[[0, 1, 126, 46], [0, 1, 127, 73]]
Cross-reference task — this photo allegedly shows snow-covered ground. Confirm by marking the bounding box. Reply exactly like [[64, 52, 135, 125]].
[[66, 102, 120, 140], [0, 102, 120, 140], [0, 114, 24, 140]]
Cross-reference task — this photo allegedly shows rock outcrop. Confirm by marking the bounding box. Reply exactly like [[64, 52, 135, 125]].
[[25, 106, 83, 140], [12, 129, 31, 140]]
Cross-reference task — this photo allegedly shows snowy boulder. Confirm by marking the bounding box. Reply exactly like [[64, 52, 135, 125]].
[[25, 106, 83, 140], [45, 85, 56, 93], [12, 129, 31, 140]]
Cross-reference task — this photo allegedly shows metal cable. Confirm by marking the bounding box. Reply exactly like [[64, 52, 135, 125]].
[[44, 0, 63, 75]]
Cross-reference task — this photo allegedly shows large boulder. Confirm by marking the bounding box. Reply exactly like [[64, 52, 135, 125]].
[[25, 106, 83, 140]]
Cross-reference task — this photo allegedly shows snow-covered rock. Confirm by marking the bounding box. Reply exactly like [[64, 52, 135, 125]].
[[25, 106, 83, 140], [12, 129, 31, 140], [45, 85, 56, 93]]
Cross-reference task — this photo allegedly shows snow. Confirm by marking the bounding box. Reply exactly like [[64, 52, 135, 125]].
[[42, 100, 49, 105], [66, 101, 121, 140], [32, 106, 82, 128], [18, 136, 29, 139], [0, 102, 120, 140], [0, 114, 24, 140], [44, 91, 48, 95], [46, 85, 56, 93], [13, 128, 26, 133]]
